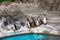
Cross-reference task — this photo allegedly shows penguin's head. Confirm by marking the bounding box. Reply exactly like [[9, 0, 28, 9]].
[[44, 14, 46, 16], [37, 16, 40, 20], [31, 17, 34, 19], [26, 18, 30, 21]]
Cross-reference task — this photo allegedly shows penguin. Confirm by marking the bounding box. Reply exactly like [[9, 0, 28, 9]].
[[31, 17, 37, 27], [12, 23, 17, 31], [36, 16, 40, 26], [36, 16, 41, 26], [36, 16, 43, 26], [14, 23, 17, 30], [26, 17, 31, 28], [43, 14, 47, 25]]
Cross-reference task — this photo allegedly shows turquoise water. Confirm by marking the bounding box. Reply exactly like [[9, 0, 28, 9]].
[[0, 33, 47, 40]]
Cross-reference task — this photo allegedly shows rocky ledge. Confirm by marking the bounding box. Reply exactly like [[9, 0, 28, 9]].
[[0, 23, 60, 38]]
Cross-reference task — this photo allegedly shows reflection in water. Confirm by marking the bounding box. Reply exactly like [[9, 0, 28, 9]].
[[42, 36, 60, 40], [36, 36, 60, 40]]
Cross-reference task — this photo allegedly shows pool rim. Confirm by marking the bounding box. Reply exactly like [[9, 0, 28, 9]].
[[0, 33, 48, 39]]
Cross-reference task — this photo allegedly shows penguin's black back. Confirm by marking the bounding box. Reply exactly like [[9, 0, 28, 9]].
[[40, 19, 43, 24]]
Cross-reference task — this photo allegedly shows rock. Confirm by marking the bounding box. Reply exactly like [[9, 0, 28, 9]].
[[29, 24, 60, 36], [38, 0, 60, 11]]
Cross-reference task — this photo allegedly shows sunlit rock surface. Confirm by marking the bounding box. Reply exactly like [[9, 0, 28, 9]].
[[30, 24, 60, 35], [0, 22, 60, 38]]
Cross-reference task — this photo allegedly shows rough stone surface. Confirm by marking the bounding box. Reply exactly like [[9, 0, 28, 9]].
[[7, 0, 60, 11]]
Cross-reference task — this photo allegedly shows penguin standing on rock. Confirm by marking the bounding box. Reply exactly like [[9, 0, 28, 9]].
[[12, 23, 17, 31], [43, 14, 47, 25], [36, 16, 43, 26], [31, 17, 37, 27], [26, 17, 31, 28]]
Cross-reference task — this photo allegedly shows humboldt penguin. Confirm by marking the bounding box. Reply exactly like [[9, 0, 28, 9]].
[[31, 17, 37, 27], [43, 14, 47, 25], [36, 16, 43, 26], [12, 23, 17, 31], [26, 17, 31, 28]]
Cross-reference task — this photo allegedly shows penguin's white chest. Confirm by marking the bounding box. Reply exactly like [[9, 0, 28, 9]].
[[43, 17, 47, 23], [26, 21, 30, 27], [12, 25, 15, 30], [36, 21, 39, 26]]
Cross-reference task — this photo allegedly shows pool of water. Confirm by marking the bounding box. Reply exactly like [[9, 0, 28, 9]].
[[0, 33, 47, 40]]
